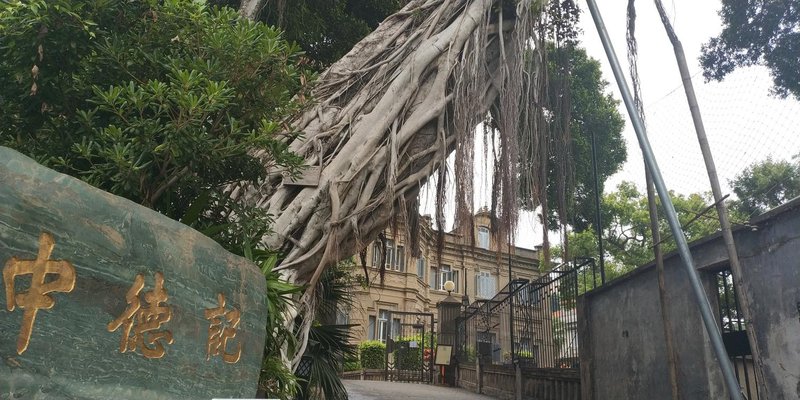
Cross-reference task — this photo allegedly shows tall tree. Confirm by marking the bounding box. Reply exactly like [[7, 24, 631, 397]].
[[226, 1, 572, 367], [232, 0, 556, 282], [565, 182, 724, 273], [539, 44, 626, 231], [701, 0, 800, 99], [730, 156, 800, 217]]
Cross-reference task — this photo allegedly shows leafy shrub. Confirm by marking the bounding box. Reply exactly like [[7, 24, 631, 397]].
[[392, 334, 435, 370], [463, 346, 477, 362], [343, 359, 361, 372], [394, 340, 422, 370], [359, 341, 385, 369], [0, 0, 312, 250], [503, 349, 534, 363], [1, 3, 312, 399]]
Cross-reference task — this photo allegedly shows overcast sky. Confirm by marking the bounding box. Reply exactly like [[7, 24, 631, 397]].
[[579, 0, 800, 195], [421, 0, 800, 249]]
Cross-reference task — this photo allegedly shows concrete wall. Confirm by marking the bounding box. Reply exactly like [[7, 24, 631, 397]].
[[737, 201, 800, 398], [578, 198, 800, 399], [577, 262, 727, 399]]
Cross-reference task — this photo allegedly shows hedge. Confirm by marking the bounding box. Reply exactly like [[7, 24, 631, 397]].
[[393, 334, 435, 370], [359, 340, 385, 369]]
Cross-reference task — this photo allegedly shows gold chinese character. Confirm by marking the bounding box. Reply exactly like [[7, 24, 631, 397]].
[[107, 272, 173, 359], [3, 232, 76, 355], [205, 293, 242, 364]]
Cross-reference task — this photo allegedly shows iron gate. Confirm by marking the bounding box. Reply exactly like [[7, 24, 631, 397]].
[[715, 268, 760, 399], [384, 311, 435, 383]]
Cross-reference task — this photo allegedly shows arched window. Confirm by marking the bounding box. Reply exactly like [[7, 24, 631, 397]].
[[477, 226, 490, 249]]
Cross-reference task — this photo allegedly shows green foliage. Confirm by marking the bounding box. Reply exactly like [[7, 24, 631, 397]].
[[304, 324, 357, 400], [246, 250, 303, 399], [520, 44, 626, 229], [701, 0, 800, 99], [392, 333, 434, 370], [550, 44, 626, 230], [0, 0, 311, 250], [729, 156, 800, 218], [559, 181, 725, 275], [301, 260, 358, 399], [266, 0, 404, 69], [464, 346, 477, 362], [259, 356, 299, 400], [359, 340, 386, 369], [503, 349, 534, 363], [396, 332, 436, 348], [343, 358, 361, 372], [210, 0, 406, 69], [394, 343, 422, 370], [314, 258, 358, 324]]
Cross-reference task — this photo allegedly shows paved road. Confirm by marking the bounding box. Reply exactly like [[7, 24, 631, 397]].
[[344, 380, 497, 400]]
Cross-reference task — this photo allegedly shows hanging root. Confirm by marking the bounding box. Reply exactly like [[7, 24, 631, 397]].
[[230, 0, 570, 364]]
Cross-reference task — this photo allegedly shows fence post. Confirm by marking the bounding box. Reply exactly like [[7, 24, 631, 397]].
[[515, 362, 522, 400], [476, 356, 482, 394], [437, 294, 461, 386]]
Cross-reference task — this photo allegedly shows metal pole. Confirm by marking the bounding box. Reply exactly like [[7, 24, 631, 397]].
[[590, 129, 606, 284], [583, 1, 743, 398]]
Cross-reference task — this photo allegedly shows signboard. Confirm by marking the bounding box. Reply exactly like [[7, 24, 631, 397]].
[[0, 147, 267, 399], [435, 345, 452, 365]]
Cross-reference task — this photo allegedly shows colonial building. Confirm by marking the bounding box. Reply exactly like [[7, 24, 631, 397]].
[[344, 210, 543, 344]]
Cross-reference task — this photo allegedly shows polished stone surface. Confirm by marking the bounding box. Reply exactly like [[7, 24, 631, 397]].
[[0, 147, 266, 399]]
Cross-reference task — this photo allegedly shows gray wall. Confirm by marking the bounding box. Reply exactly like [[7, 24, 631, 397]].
[[578, 199, 800, 399], [737, 202, 800, 398]]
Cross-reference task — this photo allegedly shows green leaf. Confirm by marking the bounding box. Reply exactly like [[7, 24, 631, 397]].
[[179, 190, 212, 226]]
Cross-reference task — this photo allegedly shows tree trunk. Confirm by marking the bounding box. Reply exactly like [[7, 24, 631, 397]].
[[238, 0, 265, 20], [232, 0, 554, 369], [232, 0, 547, 290]]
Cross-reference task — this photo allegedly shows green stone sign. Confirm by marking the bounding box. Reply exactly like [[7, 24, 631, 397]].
[[0, 147, 267, 399]]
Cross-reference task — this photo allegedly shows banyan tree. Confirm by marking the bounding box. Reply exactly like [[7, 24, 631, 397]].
[[232, 0, 576, 365]]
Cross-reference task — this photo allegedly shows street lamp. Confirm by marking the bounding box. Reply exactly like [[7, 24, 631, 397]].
[[443, 280, 455, 295]]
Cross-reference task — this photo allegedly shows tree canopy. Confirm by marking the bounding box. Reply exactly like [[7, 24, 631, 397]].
[[701, 0, 800, 99], [564, 156, 800, 277], [563, 181, 725, 274], [548, 44, 626, 231], [211, 0, 406, 69], [730, 156, 800, 217]]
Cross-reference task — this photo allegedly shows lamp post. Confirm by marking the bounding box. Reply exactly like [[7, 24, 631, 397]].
[[444, 280, 455, 295], [438, 280, 460, 386]]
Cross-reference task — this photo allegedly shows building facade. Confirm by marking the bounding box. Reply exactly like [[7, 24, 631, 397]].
[[344, 211, 542, 344]]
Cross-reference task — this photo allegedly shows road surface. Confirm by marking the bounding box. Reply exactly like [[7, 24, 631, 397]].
[[344, 380, 498, 400]]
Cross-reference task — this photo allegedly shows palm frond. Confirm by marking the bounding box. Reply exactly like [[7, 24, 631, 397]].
[[303, 324, 358, 400]]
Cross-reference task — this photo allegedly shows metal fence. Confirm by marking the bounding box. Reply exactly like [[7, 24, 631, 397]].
[[456, 258, 600, 369]]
